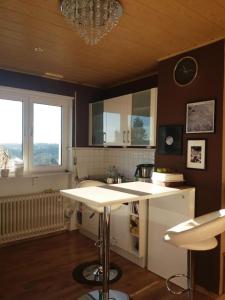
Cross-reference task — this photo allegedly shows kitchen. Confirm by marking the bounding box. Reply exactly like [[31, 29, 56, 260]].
[[0, 1, 225, 300]]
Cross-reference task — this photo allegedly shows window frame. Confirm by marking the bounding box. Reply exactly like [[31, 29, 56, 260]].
[[0, 86, 72, 174], [0, 89, 25, 168]]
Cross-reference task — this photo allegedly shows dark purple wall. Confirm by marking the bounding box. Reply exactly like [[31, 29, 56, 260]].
[[97, 41, 224, 294], [75, 86, 102, 146], [98, 73, 158, 100], [156, 40, 224, 293], [0, 69, 103, 147]]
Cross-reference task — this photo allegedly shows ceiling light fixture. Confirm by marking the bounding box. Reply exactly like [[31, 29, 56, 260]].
[[44, 72, 64, 79], [34, 47, 44, 53], [60, 0, 123, 46]]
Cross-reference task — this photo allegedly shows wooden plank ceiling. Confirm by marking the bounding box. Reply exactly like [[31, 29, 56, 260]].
[[0, 0, 225, 88]]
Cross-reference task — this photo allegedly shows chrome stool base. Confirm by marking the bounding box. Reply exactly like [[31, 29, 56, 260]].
[[78, 289, 130, 300], [72, 261, 122, 285], [83, 263, 120, 282], [166, 274, 189, 295], [166, 250, 193, 300]]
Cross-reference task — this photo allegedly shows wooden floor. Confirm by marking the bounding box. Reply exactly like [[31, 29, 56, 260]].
[[0, 231, 214, 300]]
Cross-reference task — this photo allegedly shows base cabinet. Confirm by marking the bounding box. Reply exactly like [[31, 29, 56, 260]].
[[81, 205, 99, 236], [78, 187, 195, 275], [79, 204, 130, 253], [110, 204, 130, 252], [79, 201, 147, 267], [80, 205, 130, 251], [147, 188, 195, 288]]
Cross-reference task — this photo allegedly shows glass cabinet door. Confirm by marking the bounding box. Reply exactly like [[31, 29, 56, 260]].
[[131, 88, 157, 146], [131, 90, 150, 146], [103, 94, 132, 146], [91, 101, 104, 145]]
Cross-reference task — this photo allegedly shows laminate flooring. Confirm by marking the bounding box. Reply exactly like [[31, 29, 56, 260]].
[[0, 231, 215, 300]]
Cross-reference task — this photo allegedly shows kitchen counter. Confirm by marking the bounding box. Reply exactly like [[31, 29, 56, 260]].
[[61, 181, 180, 208]]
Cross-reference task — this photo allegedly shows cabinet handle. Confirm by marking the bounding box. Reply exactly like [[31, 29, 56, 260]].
[[103, 132, 106, 143], [123, 130, 126, 143], [127, 130, 130, 143]]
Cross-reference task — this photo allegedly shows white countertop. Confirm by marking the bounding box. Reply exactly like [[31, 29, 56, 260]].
[[60, 181, 180, 208]]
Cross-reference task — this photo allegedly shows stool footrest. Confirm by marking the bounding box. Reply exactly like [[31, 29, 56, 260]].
[[94, 239, 103, 248], [166, 274, 189, 295]]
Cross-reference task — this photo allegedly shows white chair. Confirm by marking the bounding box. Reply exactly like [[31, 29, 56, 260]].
[[73, 180, 121, 284], [164, 209, 225, 300]]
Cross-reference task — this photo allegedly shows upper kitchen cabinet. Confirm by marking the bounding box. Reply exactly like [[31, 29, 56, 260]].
[[103, 94, 132, 146], [89, 94, 132, 146], [89, 88, 157, 147]]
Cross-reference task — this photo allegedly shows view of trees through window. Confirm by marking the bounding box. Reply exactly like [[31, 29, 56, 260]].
[[0, 99, 23, 162], [131, 116, 149, 145], [0, 99, 62, 168], [33, 103, 62, 166], [0, 143, 23, 160], [33, 143, 60, 166], [1, 143, 61, 166]]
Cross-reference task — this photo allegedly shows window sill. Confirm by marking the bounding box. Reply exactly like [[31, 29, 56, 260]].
[[0, 171, 72, 180]]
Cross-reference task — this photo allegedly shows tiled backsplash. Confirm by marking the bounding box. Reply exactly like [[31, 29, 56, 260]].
[[75, 147, 155, 180]]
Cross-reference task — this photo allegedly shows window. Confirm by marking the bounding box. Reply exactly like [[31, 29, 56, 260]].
[[0, 99, 23, 160], [33, 103, 62, 166], [0, 87, 72, 173]]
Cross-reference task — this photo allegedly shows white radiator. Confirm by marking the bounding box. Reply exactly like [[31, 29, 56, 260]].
[[0, 191, 65, 244]]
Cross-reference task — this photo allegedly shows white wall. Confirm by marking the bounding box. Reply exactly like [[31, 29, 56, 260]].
[[0, 173, 71, 197]]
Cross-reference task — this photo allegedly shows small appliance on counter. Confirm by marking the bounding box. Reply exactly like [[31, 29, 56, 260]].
[[134, 164, 154, 182]]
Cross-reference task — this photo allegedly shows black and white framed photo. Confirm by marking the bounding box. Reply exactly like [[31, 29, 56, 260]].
[[187, 139, 206, 170], [186, 100, 215, 133], [157, 125, 183, 155]]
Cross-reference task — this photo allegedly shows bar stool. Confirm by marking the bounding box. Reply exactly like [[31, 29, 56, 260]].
[[164, 209, 225, 300], [73, 180, 122, 285]]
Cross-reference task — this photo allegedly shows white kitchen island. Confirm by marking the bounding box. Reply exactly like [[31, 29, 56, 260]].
[[61, 181, 188, 300]]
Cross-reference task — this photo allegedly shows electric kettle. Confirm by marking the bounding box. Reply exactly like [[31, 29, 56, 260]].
[[134, 164, 154, 179]]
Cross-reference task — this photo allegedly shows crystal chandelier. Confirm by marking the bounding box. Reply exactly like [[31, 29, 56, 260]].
[[60, 0, 123, 45]]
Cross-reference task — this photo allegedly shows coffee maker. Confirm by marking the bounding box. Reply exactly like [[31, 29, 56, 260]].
[[134, 164, 154, 182]]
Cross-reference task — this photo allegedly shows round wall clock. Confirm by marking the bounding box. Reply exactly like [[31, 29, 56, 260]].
[[173, 56, 198, 86]]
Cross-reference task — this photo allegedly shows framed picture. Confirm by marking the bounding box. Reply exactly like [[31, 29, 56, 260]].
[[187, 139, 206, 170], [186, 100, 215, 133], [157, 125, 183, 155]]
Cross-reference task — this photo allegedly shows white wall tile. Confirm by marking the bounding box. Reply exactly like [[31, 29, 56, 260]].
[[75, 147, 155, 180]]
